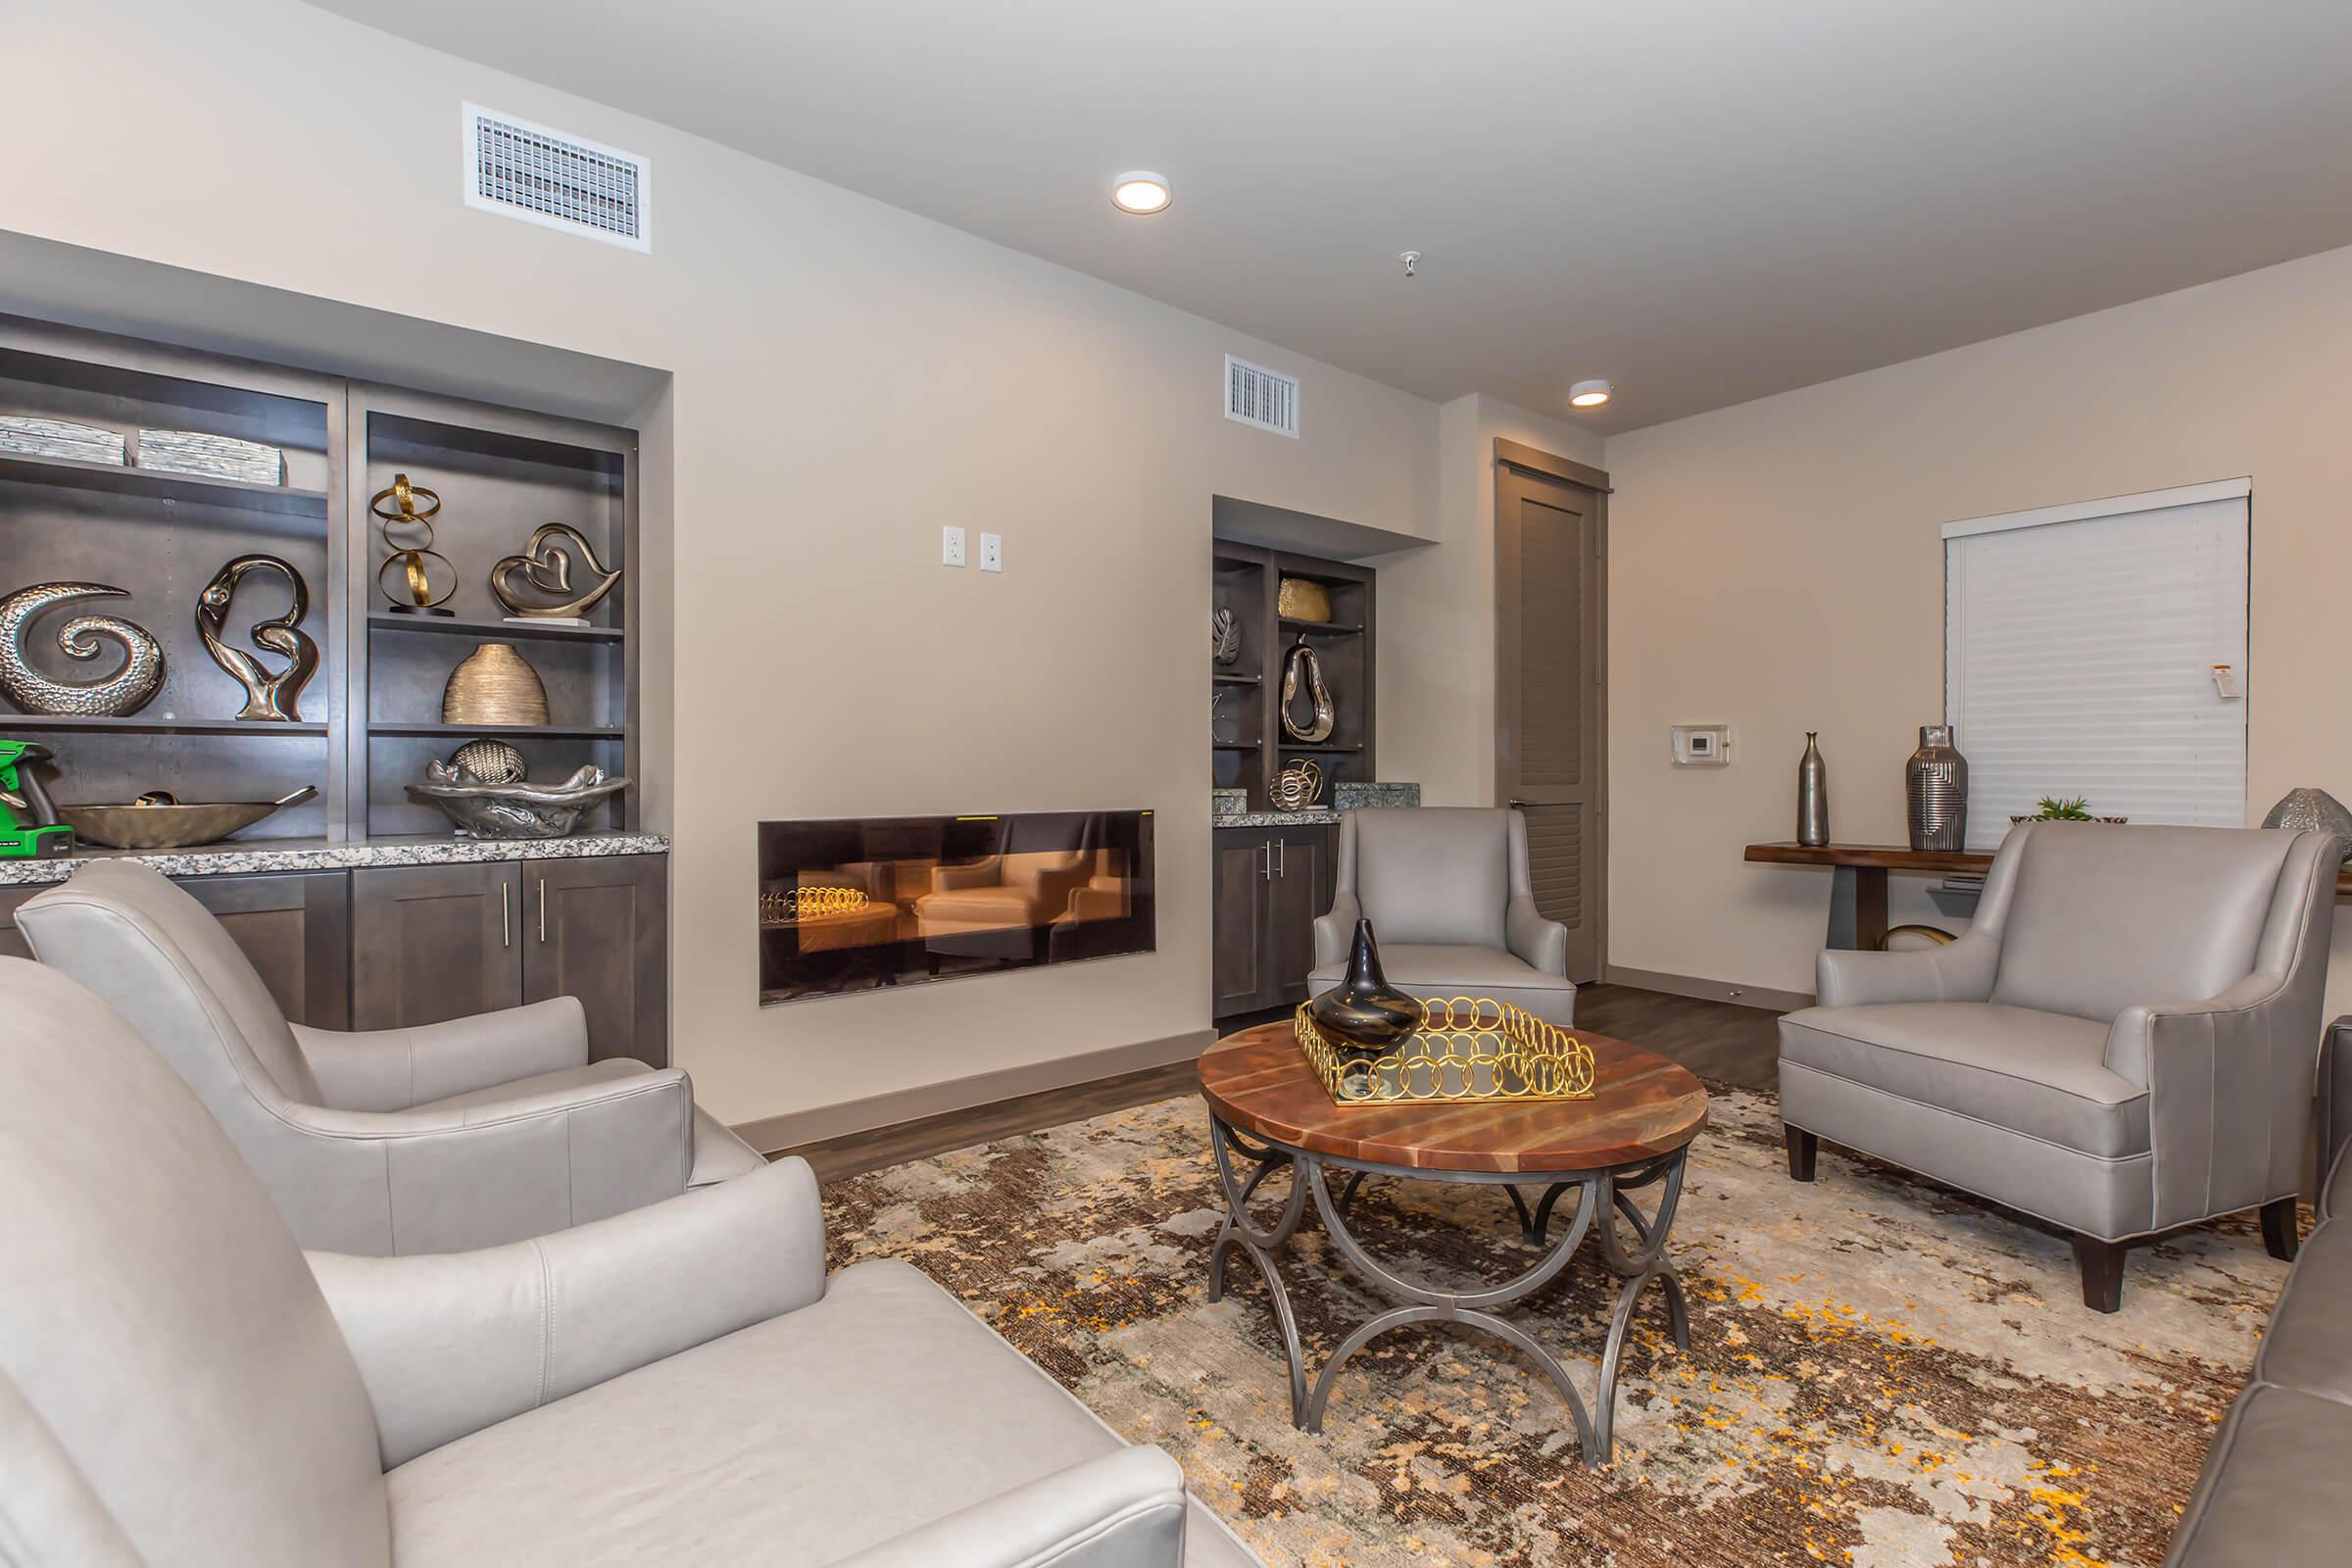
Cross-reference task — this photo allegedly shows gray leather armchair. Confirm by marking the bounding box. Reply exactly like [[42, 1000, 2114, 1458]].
[[0, 956, 1257, 1567], [14, 859, 763, 1255], [1779, 821, 2339, 1312], [1309, 807, 1575, 1026]]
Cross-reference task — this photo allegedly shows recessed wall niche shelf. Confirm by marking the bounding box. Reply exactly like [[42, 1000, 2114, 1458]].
[[1210, 541, 1376, 808], [0, 313, 640, 844]]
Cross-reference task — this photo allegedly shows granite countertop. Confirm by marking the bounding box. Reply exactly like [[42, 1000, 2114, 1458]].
[[0, 831, 668, 887], [1216, 809, 1343, 828]]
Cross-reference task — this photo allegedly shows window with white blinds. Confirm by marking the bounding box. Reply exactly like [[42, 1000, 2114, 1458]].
[[1943, 479, 2249, 853]]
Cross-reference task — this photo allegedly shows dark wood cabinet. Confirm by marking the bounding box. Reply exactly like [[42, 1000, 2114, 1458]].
[[351, 861, 524, 1030], [0, 869, 352, 1029], [1212, 823, 1335, 1018], [351, 854, 668, 1066], [521, 854, 668, 1066]]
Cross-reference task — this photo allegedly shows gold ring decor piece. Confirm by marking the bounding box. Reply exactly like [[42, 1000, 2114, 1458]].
[[760, 885, 870, 924], [375, 548, 458, 612], [368, 474, 442, 525], [1296, 996, 1596, 1106]]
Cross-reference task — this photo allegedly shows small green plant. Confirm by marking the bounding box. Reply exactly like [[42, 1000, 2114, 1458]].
[[2034, 796, 2095, 820]]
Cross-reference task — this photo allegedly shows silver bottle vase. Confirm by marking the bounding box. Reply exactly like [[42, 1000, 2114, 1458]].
[[1796, 732, 1830, 847], [1906, 724, 1969, 852]]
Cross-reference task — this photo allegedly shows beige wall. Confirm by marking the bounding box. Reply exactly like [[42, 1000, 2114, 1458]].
[[1601, 243, 2352, 1015], [1376, 394, 1605, 807], [1, 0, 1444, 1131]]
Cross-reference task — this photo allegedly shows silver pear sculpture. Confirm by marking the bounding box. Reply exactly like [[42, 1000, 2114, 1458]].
[[0, 582, 166, 717], [195, 554, 318, 722]]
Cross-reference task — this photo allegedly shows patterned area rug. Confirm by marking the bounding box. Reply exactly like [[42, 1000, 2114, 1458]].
[[822, 1084, 2285, 1567]]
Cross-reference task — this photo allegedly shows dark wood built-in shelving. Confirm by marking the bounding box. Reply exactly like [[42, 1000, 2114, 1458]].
[[1210, 540, 1376, 808], [370, 722, 625, 741], [0, 449, 331, 520], [367, 613, 625, 644], [0, 714, 330, 737]]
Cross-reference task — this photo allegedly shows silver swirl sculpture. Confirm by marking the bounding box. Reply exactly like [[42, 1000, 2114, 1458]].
[[195, 555, 318, 722], [1280, 636, 1335, 743], [0, 582, 166, 717]]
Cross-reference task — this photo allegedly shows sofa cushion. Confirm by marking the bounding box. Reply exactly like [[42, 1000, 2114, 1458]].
[[2248, 1216, 2352, 1404], [1308, 942, 1576, 1027], [1779, 1003, 2149, 1156], [413, 1061, 767, 1190], [2163, 1383, 2352, 1568], [386, 1256, 1255, 1567]]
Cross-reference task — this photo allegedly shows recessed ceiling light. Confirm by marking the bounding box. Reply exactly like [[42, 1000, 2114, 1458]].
[[1111, 172, 1172, 215], [1569, 379, 1613, 409]]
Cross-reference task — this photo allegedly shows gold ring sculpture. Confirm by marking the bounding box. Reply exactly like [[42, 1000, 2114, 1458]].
[[1295, 995, 1596, 1106], [370, 473, 457, 614]]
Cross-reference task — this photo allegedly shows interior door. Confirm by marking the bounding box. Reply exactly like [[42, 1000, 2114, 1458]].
[[1495, 453, 1606, 983]]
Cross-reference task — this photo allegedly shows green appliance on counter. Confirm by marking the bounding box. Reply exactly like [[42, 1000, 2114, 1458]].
[[0, 740, 74, 858]]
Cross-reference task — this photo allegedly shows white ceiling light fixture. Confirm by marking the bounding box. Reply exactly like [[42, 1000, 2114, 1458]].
[[1569, 378, 1613, 409], [1111, 171, 1172, 215]]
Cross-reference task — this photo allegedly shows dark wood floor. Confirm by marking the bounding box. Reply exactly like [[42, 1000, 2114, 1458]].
[[783, 985, 1783, 1182]]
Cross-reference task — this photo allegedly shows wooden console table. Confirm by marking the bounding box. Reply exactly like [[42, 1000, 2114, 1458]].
[[1746, 841, 2352, 951]]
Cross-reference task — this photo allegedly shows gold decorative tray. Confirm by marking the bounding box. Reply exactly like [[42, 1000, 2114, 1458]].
[[1295, 997, 1597, 1106]]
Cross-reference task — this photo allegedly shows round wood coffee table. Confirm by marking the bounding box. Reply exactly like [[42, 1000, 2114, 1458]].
[[1197, 1019, 1708, 1465]]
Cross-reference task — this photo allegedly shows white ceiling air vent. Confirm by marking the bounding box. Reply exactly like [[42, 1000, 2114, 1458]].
[[1224, 356, 1299, 438], [464, 104, 651, 252]]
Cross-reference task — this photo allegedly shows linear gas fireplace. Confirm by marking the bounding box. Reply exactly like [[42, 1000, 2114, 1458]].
[[757, 809, 1155, 1004]]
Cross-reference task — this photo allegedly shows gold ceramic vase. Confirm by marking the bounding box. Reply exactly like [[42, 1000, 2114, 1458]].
[[442, 642, 549, 726]]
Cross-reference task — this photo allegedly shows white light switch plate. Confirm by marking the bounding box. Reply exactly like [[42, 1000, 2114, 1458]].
[[941, 525, 965, 566], [979, 532, 1003, 572]]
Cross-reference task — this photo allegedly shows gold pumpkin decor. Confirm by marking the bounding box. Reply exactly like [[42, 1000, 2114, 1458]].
[[1276, 575, 1332, 623], [442, 642, 549, 726]]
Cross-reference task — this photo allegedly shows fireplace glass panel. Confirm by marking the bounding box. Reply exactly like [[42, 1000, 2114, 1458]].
[[758, 810, 1155, 1004]]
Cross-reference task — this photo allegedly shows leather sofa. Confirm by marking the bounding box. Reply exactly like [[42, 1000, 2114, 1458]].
[[13, 859, 765, 1255], [2163, 1015, 2352, 1566], [0, 956, 1260, 1567], [1779, 822, 2338, 1311], [1309, 807, 1576, 1026]]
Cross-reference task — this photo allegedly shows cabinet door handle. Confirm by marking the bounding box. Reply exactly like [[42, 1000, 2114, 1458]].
[[1261, 839, 1272, 880], [538, 879, 548, 943], [1276, 838, 1286, 878], [501, 881, 512, 948]]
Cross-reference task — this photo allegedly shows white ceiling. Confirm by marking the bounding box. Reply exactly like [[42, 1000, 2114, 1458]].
[[313, 0, 2352, 431]]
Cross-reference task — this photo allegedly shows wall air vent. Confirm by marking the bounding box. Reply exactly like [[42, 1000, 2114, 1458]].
[[1224, 355, 1300, 438], [464, 104, 651, 252]]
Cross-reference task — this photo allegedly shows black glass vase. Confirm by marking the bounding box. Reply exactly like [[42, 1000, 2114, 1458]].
[[1304, 919, 1422, 1056]]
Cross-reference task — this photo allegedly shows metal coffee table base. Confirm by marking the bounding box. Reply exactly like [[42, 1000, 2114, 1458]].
[[1205, 1114, 1691, 1466]]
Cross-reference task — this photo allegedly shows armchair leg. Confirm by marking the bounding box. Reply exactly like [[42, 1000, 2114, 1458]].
[[2260, 1197, 2301, 1262], [2071, 1235, 2126, 1313], [1785, 1127, 1818, 1182]]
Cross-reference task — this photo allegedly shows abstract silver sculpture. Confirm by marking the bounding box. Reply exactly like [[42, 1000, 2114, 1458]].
[[2263, 788, 2352, 863], [1211, 607, 1241, 665], [195, 555, 318, 722], [408, 760, 629, 839], [0, 583, 165, 717], [1280, 636, 1334, 743], [489, 522, 621, 620]]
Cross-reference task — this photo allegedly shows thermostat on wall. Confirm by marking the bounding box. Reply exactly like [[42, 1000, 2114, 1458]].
[[1671, 724, 1733, 766]]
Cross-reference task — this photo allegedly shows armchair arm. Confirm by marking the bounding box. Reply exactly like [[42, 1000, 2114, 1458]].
[[827, 1446, 1188, 1568], [284, 1065, 695, 1254], [2323, 1017, 2352, 1212], [2106, 971, 2311, 1231], [1313, 890, 1361, 971], [296, 997, 591, 1111], [1505, 894, 1569, 976], [311, 1156, 825, 1468], [1815, 933, 1997, 1007], [932, 858, 1004, 894]]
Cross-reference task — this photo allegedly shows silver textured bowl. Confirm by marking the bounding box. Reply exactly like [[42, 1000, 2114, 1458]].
[[407, 761, 628, 839]]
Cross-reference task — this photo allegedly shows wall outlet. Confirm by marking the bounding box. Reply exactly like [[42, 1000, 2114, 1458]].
[[941, 525, 965, 567], [979, 532, 1003, 572]]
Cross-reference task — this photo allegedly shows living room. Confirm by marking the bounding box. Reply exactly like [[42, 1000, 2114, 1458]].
[[2, 3, 2345, 1565]]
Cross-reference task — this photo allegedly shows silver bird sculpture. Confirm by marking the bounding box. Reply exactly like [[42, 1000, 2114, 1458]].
[[195, 555, 318, 722], [0, 582, 166, 717]]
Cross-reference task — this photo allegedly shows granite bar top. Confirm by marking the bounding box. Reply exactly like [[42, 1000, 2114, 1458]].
[[0, 831, 668, 887], [1216, 809, 1343, 828]]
